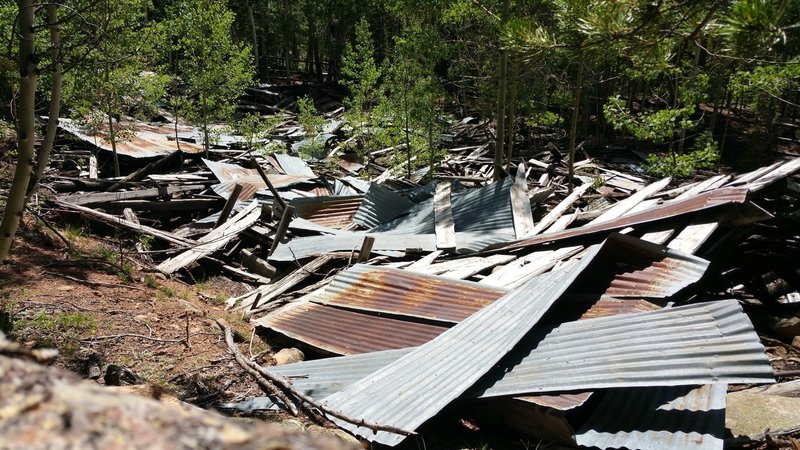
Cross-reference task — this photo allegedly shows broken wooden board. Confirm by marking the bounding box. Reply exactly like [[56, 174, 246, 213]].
[[158, 201, 261, 274], [434, 181, 456, 251], [510, 164, 534, 238]]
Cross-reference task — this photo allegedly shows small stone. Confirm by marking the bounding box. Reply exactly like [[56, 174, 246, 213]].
[[792, 335, 800, 349], [177, 300, 202, 316], [134, 313, 158, 324], [57, 285, 74, 291], [273, 348, 304, 366], [772, 317, 800, 338]]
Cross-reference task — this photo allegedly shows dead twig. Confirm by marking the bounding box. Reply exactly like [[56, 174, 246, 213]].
[[26, 206, 74, 253], [81, 334, 185, 344], [217, 319, 416, 437]]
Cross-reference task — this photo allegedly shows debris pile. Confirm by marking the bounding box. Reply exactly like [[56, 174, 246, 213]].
[[40, 109, 800, 449]]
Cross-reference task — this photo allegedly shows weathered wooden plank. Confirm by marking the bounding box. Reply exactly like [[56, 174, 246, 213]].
[[215, 183, 244, 227], [356, 235, 376, 263], [667, 222, 719, 254], [510, 164, 534, 238], [108, 150, 181, 191], [591, 177, 671, 224], [57, 184, 205, 206], [434, 181, 456, 251], [158, 201, 261, 274], [55, 200, 195, 248], [526, 182, 591, 237]]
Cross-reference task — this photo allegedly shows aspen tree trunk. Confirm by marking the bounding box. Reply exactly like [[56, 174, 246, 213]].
[[202, 94, 210, 158], [248, 2, 259, 79], [505, 60, 519, 171], [0, 0, 36, 263], [27, 3, 62, 198], [567, 53, 584, 194], [492, 0, 510, 181]]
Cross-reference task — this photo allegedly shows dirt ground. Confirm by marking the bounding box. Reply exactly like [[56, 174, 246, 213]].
[[0, 219, 271, 409]]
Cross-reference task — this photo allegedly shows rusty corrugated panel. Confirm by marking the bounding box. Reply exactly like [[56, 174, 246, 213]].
[[290, 195, 364, 229], [317, 265, 508, 323], [569, 233, 710, 298], [258, 303, 445, 355], [204, 159, 314, 200], [58, 118, 205, 157], [484, 187, 750, 253], [574, 384, 726, 450], [243, 300, 772, 411], [262, 234, 708, 353], [322, 249, 601, 446]]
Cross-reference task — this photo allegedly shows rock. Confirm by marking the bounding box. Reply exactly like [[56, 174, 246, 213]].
[[0, 354, 359, 449], [134, 313, 159, 324], [792, 335, 800, 349], [307, 425, 361, 444], [177, 300, 203, 316], [726, 390, 800, 437], [274, 347, 304, 366], [771, 317, 800, 338], [56, 285, 74, 291]]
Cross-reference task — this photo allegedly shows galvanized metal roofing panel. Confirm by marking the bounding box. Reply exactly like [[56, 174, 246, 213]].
[[352, 183, 417, 229], [371, 177, 514, 235], [317, 264, 508, 323], [485, 187, 750, 253], [290, 195, 363, 229], [246, 300, 771, 411], [321, 245, 601, 446], [273, 152, 316, 177], [475, 299, 772, 396], [575, 384, 726, 450], [269, 232, 431, 261]]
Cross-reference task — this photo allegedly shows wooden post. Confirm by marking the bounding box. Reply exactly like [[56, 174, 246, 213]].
[[240, 249, 277, 278], [268, 205, 295, 256], [251, 156, 287, 210], [356, 235, 375, 263], [215, 183, 243, 227]]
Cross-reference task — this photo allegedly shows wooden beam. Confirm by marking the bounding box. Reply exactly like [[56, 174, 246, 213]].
[[356, 235, 375, 263], [268, 204, 295, 256], [108, 149, 181, 191], [215, 183, 244, 227], [433, 181, 456, 251], [510, 163, 534, 238]]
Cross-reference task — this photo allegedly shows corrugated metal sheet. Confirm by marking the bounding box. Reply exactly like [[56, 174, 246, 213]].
[[569, 233, 709, 298], [205, 159, 314, 200], [259, 303, 445, 355], [352, 183, 416, 229], [485, 187, 750, 253], [290, 195, 363, 229], [243, 300, 772, 411], [317, 265, 508, 323], [58, 118, 205, 158], [474, 299, 772, 397], [269, 232, 431, 261], [371, 177, 514, 235], [320, 246, 601, 446], [574, 384, 726, 450], [264, 234, 708, 351], [273, 152, 317, 177]]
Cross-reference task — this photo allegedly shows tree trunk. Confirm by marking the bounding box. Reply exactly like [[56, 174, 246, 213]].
[[27, 3, 62, 198], [505, 60, 519, 171], [492, 0, 511, 181], [248, 3, 260, 80], [567, 53, 584, 193], [202, 93, 210, 158], [107, 102, 120, 177], [0, 0, 37, 263]]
